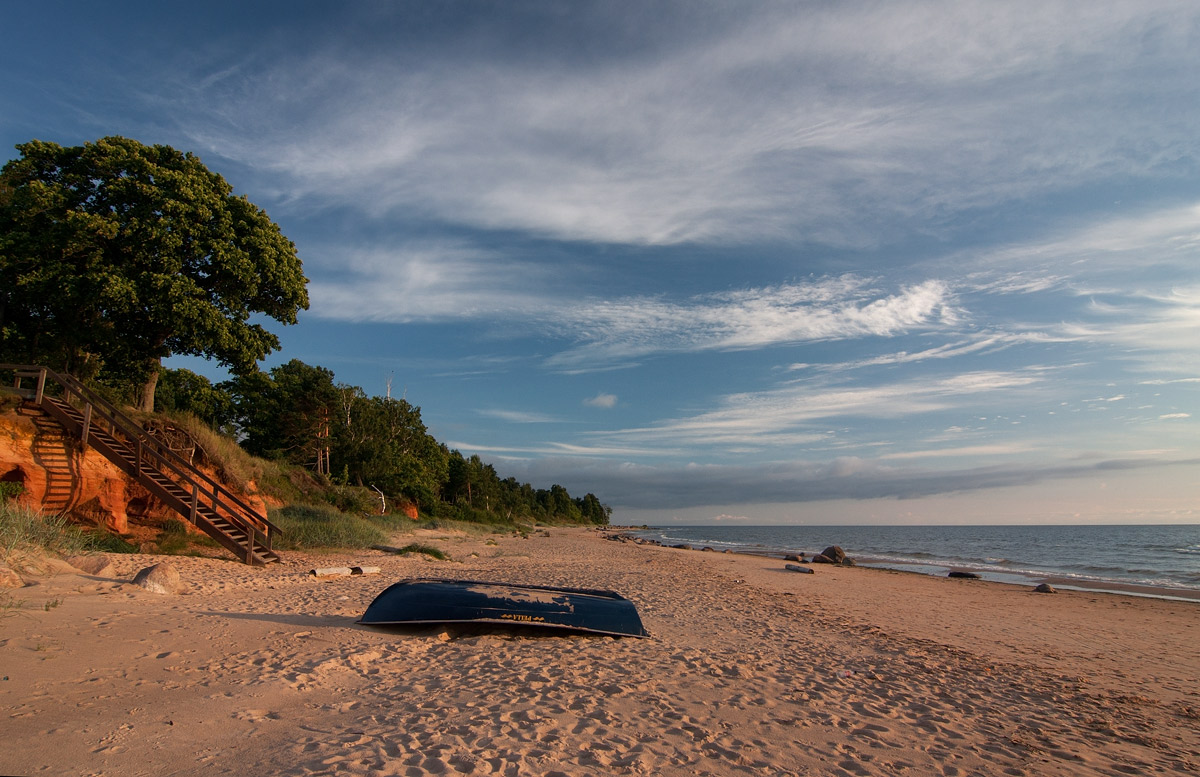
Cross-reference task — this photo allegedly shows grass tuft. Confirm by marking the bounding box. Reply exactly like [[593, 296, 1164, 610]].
[[1, 502, 92, 558], [387, 543, 448, 560]]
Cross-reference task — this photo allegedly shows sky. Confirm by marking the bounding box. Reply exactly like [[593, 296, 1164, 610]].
[[3, 1, 1199, 525]]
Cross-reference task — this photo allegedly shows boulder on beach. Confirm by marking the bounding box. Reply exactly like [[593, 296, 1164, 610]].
[[132, 562, 185, 594], [784, 554, 805, 562], [67, 555, 116, 577], [812, 553, 834, 564], [1034, 583, 1057, 594], [0, 565, 24, 588], [948, 571, 981, 580]]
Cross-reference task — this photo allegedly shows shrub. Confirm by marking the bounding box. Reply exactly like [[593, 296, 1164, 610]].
[[0, 482, 25, 502], [326, 485, 383, 515], [157, 518, 193, 555], [87, 531, 138, 554]]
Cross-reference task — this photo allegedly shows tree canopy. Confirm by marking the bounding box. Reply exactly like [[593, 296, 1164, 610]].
[[0, 136, 308, 410], [191, 360, 609, 525]]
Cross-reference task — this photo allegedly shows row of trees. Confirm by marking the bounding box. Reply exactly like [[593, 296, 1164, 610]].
[[157, 361, 611, 525]]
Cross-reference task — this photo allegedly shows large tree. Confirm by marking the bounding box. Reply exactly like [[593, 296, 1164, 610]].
[[0, 136, 308, 410]]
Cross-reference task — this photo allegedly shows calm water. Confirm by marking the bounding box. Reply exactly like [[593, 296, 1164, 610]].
[[628, 524, 1200, 600]]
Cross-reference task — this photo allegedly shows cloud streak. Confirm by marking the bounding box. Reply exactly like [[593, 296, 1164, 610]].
[[509, 453, 1200, 510], [161, 2, 1200, 249], [547, 278, 957, 369], [588, 370, 1043, 452]]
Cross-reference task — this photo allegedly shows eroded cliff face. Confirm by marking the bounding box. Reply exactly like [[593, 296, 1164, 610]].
[[0, 406, 265, 534]]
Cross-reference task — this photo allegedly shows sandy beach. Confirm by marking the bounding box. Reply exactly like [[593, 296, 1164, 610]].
[[2, 527, 1197, 776]]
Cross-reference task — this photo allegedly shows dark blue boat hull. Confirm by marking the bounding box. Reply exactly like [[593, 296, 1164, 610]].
[[358, 578, 648, 637]]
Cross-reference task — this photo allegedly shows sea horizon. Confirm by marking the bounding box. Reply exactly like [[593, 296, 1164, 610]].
[[625, 523, 1200, 602]]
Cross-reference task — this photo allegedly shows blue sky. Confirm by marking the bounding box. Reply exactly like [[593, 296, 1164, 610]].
[[4, 1, 1199, 525]]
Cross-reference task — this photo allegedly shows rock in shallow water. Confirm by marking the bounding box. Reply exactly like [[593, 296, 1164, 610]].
[[820, 546, 847, 564]]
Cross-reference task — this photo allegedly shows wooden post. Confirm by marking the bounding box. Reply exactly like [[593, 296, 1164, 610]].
[[81, 403, 92, 447]]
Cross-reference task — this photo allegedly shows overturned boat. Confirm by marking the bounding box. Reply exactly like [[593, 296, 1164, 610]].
[[358, 578, 648, 638]]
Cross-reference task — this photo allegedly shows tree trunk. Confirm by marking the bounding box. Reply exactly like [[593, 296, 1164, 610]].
[[138, 362, 161, 412]]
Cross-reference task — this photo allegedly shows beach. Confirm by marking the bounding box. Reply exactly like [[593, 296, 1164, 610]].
[[3, 527, 1198, 776]]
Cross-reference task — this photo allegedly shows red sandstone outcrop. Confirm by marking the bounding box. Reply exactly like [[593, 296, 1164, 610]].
[[0, 407, 266, 534]]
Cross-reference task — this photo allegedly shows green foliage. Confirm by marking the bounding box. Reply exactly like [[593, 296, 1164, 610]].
[[154, 368, 234, 430], [86, 531, 138, 554], [269, 504, 387, 550], [0, 481, 25, 502], [156, 518, 192, 555], [0, 391, 21, 413], [0, 136, 308, 409], [223, 361, 452, 513], [439, 450, 611, 526], [326, 484, 385, 516], [224, 360, 337, 466], [332, 391, 448, 510]]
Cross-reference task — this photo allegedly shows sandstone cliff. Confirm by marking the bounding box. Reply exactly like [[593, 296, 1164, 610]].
[[0, 405, 266, 535]]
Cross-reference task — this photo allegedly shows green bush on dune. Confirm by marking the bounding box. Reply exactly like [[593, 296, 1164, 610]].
[[270, 504, 388, 550]]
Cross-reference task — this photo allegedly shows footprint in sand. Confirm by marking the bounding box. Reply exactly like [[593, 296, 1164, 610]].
[[233, 709, 281, 722]]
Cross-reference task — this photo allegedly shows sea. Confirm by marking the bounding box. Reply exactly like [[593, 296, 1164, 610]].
[[626, 524, 1200, 602]]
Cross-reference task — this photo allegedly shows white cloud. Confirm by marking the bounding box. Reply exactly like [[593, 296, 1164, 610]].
[[547, 278, 957, 369], [1159, 413, 1191, 420], [881, 443, 1037, 460], [583, 393, 618, 409], [306, 240, 556, 321], [477, 409, 560, 424]]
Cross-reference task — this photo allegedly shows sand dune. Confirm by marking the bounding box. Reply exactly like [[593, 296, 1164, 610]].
[[2, 528, 1197, 776]]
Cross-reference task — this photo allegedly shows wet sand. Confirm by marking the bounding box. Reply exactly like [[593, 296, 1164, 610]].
[[2, 527, 1198, 776]]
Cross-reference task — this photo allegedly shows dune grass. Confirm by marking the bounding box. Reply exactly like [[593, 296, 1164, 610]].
[[269, 504, 388, 550], [0, 501, 95, 560]]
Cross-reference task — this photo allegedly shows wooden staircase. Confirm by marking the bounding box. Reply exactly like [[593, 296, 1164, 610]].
[[2, 365, 280, 565]]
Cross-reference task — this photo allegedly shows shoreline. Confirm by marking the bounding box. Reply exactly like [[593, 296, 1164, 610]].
[[4, 526, 1198, 776], [618, 525, 1200, 603]]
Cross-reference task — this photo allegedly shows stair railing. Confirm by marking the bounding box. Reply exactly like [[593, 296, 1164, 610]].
[[1, 364, 279, 564]]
